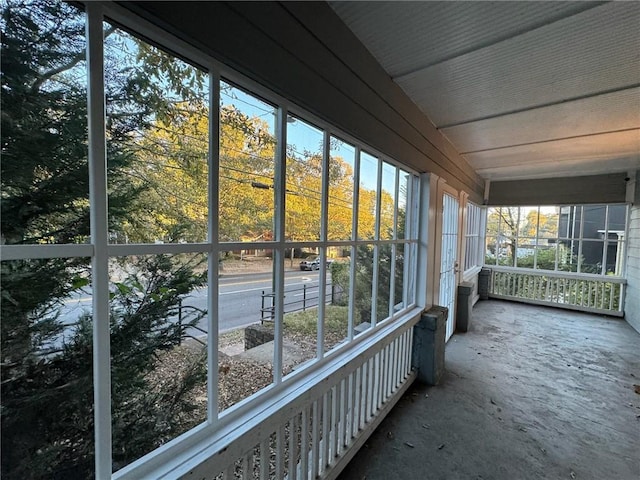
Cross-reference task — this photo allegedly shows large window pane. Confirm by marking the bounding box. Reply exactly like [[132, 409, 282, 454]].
[[354, 245, 375, 334], [579, 240, 604, 274], [328, 137, 355, 241], [607, 205, 627, 232], [219, 83, 277, 243], [379, 162, 396, 240], [324, 256, 352, 352], [485, 235, 498, 265], [376, 245, 392, 322], [358, 153, 378, 240], [537, 207, 559, 238], [281, 250, 320, 377], [286, 116, 324, 242], [105, 25, 209, 244], [1, 1, 88, 246], [534, 245, 558, 270], [110, 254, 208, 472], [1, 257, 94, 479], [582, 205, 607, 239], [218, 248, 275, 412], [397, 170, 410, 241]]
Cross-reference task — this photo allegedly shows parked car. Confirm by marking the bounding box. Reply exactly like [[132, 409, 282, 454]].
[[299, 257, 334, 271]]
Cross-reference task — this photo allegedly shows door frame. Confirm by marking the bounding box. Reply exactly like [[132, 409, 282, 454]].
[[433, 179, 464, 340]]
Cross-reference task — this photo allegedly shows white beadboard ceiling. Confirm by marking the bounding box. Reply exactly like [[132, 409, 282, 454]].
[[330, 1, 640, 181]]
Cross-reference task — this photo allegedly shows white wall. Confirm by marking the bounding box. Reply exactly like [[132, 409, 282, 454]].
[[625, 204, 640, 333]]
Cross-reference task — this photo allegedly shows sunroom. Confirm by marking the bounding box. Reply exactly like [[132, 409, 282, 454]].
[[1, 1, 638, 479]]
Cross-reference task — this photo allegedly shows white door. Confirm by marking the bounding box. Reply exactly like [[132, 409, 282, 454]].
[[439, 191, 459, 341]]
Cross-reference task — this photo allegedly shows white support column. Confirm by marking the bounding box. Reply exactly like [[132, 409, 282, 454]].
[[416, 173, 435, 309], [86, 4, 111, 478]]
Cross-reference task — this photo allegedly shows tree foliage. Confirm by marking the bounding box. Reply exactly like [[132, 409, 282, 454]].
[[1, 2, 207, 478], [1, 1, 410, 478]]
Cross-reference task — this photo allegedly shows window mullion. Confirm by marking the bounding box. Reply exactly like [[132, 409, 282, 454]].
[[86, 4, 111, 478], [389, 168, 400, 318], [317, 131, 330, 358], [601, 206, 610, 275], [347, 148, 361, 341], [371, 158, 383, 327], [208, 71, 221, 421], [534, 206, 540, 269], [273, 106, 288, 383], [577, 206, 585, 273]]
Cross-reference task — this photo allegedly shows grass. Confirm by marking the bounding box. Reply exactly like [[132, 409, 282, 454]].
[[283, 305, 349, 336]]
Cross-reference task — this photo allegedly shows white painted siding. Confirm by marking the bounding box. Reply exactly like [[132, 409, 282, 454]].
[[625, 205, 640, 333]]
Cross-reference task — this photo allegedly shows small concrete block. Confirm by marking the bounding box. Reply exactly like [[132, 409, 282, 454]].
[[412, 306, 447, 385], [354, 322, 372, 335], [456, 282, 474, 332]]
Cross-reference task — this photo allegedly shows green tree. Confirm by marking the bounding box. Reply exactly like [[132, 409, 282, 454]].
[[1, 2, 207, 477]]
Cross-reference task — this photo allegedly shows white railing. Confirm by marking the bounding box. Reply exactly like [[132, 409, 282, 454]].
[[128, 310, 420, 480], [488, 267, 625, 317]]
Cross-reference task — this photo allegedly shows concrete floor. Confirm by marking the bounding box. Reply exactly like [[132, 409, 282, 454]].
[[338, 300, 640, 480]]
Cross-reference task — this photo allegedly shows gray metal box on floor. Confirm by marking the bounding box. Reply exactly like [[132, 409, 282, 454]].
[[412, 306, 448, 385]]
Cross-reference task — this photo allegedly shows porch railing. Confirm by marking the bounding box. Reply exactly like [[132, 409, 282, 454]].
[[125, 309, 421, 480], [488, 266, 625, 317]]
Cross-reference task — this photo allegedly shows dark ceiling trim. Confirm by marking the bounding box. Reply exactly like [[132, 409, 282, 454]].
[[488, 173, 629, 206]]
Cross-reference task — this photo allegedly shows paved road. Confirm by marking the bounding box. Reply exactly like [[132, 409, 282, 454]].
[[57, 270, 331, 345], [183, 270, 330, 337]]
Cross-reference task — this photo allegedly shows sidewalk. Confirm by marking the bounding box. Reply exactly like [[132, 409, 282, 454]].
[[218, 256, 301, 276]]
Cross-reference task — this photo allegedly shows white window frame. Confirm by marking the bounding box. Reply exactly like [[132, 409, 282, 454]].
[[485, 204, 628, 277], [463, 202, 484, 277]]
